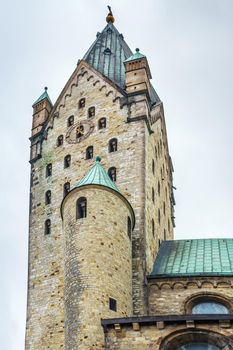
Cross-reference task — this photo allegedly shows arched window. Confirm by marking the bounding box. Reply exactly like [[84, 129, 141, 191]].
[[152, 188, 155, 203], [88, 106, 95, 118], [57, 135, 63, 146], [76, 197, 87, 219], [108, 167, 116, 182], [158, 208, 161, 224], [46, 163, 52, 177], [67, 115, 74, 127], [98, 118, 106, 129], [152, 219, 155, 237], [45, 190, 51, 205], [79, 98, 85, 108], [64, 155, 71, 168], [109, 138, 117, 153], [179, 344, 219, 350], [44, 219, 51, 235], [127, 216, 132, 240], [86, 146, 93, 160], [158, 181, 160, 196], [192, 301, 229, 315], [152, 159, 155, 174], [63, 182, 70, 197]]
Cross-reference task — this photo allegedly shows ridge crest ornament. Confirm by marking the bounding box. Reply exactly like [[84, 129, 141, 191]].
[[66, 120, 94, 143]]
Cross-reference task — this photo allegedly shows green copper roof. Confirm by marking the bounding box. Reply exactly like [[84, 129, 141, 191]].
[[124, 48, 146, 62], [83, 22, 132, 89], [77, 156, 120, 193], [33, 87, 52, 106], [150, 239, 233, 278]]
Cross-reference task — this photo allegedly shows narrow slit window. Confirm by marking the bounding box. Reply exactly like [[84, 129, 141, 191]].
[[109, 138, 117, 153], [86, 146, 93, 160], [76, 197, 87, 219], [45, 190, 51, 205], [88, 106, 95, 118], [63, 182, 70, 197], [64, 155, 71, 168], [152, 159, 155, 174], [158, 209, 161, 224], [152, 219, 155, 237], [109, 298, 117, 312], [44, 219, 51, 235], [57, 135, 63, 147], [127, 216, 132, 240], [98, 118, 106, 129], [152, 188, 155, 203], [67, 115, 74, 127], [46, 163, 52, 177], [108, 167, 116, 182], [158, 181, 160, 196]]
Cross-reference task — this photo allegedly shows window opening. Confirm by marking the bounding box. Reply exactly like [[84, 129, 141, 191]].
[[109, 138, 117, 153], [76, 197, 87, 219]]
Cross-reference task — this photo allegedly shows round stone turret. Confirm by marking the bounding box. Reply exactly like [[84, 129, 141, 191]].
[[61, 157, 135, 349]]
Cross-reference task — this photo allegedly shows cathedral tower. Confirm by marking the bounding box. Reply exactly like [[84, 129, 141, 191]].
[[25, 8, 175, 349]]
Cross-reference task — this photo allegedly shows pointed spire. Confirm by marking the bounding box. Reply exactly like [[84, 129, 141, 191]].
[[32, 87, 53, 107], [77, 157, 120, 193]]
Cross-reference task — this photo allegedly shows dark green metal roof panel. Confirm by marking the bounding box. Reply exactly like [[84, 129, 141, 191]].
[[77, 156, 120, 193], [83, 22, 132, 89], [150, 239, 233, 277], [124, 48, 146, 62], [83, 23, 160, 105], [33, 87, 52, 107]]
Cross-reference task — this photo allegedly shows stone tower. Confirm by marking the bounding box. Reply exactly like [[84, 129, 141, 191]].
[[25, 8, 175, 350]]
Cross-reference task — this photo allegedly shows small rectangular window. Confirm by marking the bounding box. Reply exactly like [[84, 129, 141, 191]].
[[109, 297, 117, 312]]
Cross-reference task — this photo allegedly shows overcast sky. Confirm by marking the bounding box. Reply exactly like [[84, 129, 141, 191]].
[[0, 0, 233, 348]]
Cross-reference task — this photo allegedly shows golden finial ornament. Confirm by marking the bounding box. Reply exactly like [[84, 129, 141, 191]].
[[106, 6, 115, 23]]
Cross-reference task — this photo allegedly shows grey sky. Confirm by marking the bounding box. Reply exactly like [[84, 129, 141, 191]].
[[0, 0, 232, 348]]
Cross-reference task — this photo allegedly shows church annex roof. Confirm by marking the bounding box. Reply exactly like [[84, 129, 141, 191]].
[[150, 239, 233, 278], [83, 22, 132, 90], [32, 87, 52, 107], [77, 156, 120, 193]]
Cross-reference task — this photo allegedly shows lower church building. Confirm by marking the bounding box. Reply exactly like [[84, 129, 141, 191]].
[[25, 7, 233, 350]]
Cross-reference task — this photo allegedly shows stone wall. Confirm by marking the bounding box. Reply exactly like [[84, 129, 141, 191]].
[[25, 61, 173, 348], [62, 185, 133, 349], [104, 321, 233, 350], [148, 276, 233, 315]]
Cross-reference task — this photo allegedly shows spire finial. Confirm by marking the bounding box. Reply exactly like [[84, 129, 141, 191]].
[[106, 6, 115, 23], [44, 86, 48, 91], [136, 48, 140, 53], [96, 156, 101, 162]]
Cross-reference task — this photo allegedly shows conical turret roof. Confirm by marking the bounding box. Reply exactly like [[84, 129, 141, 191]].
[[32, 87, 52, 107], [77, 156, 120, 193]]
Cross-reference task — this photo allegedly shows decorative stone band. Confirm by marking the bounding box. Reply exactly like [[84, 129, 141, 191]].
[[101, 314, 233, 331]]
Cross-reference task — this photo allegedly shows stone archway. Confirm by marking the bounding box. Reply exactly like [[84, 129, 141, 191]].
[[160, 329, 233, 350]]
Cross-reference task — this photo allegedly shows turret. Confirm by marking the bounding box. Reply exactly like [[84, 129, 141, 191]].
[[61, 157, 135, 349], [30, 87, 52, 162], [124, 48, 152, 94]]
